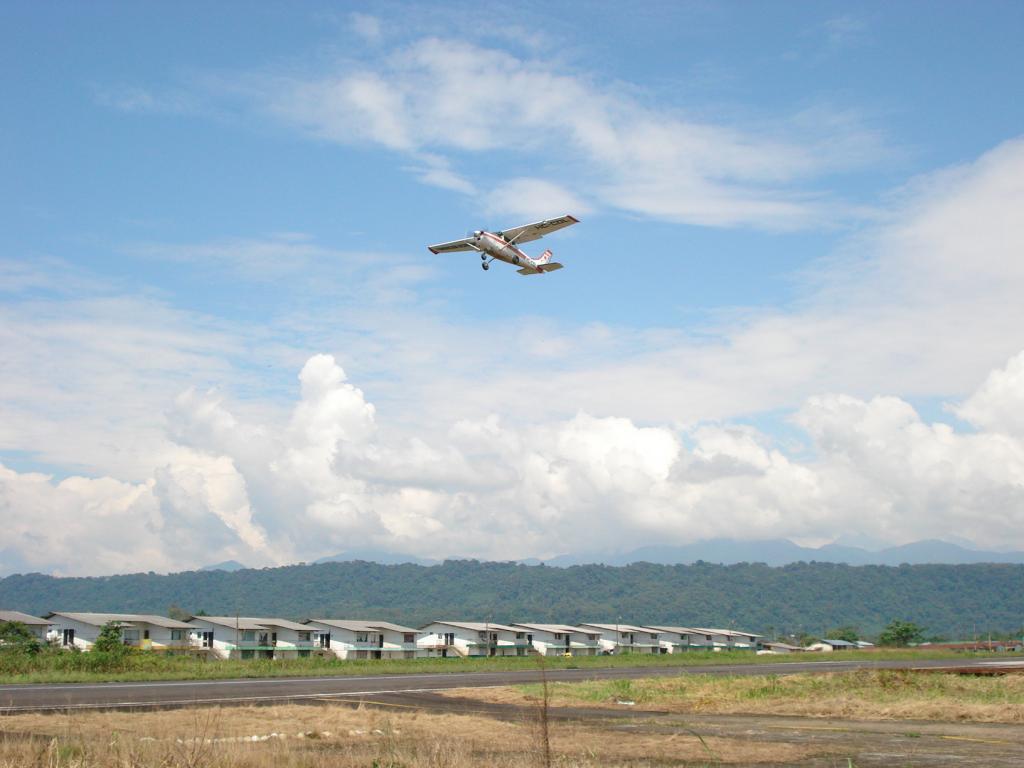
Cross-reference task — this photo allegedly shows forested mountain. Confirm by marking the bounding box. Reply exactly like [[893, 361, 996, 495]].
[[1, 560, 1021, 639]]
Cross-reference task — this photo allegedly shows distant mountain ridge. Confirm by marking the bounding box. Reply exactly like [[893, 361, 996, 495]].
[[314, 549, 438, 566], [2, 559, 1022, 637], [542, 538, 1024, 567], [200, 560, 247, 572]]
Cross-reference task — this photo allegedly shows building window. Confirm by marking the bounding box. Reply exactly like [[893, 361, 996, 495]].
[[297, 632, 310, 642], [356, 632, 369, 643], [404, 650, 415, 659], [403, 633, 415, 643], [170, 630, 183, 641]]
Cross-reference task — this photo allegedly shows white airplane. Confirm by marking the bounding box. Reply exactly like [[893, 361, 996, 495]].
[[428, 214, 579, 274]]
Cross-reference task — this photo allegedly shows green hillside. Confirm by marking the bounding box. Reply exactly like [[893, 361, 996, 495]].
[[1, 560, 1020, 639]]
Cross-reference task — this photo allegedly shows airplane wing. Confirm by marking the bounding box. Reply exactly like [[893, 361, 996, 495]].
[[517, 262, 564, 275], [428, 237, 477, 255], [501, 214, 579, 246]]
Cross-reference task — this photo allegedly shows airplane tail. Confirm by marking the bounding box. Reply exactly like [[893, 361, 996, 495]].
[[537, 249, 553, 264]]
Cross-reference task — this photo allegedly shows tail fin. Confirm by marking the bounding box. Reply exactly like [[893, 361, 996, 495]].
[[537, 249, 553, 264]]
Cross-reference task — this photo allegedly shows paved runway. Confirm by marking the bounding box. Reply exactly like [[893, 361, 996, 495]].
[[0, 658, 1012, 714]]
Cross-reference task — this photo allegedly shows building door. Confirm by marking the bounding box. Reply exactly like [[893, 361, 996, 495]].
[[62, 628, 75, 647], [202, 631, 214, 648]]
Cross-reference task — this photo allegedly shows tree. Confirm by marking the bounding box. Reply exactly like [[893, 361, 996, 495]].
[[166, 604, 191, 622], [92, 621, 128, 654], [828, 626, 859, 643], [879, 619, 924, 647], [0, 621, 40, 654]]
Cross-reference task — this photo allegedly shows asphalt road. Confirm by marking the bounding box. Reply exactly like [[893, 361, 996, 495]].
[[1, 657, 1018, 714]]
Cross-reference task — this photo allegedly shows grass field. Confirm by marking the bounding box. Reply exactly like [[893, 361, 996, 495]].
[[3, 672, 1023, 766], [0, 701, 819, 767], [0, 647, 1005, 685], [477, 668, 1024, 723]]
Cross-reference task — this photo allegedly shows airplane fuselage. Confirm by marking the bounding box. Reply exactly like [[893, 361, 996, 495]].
[[473, 231, 547, 271]]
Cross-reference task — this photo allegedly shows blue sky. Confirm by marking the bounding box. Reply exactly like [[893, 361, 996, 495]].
[[3, 2, 1024, 575]]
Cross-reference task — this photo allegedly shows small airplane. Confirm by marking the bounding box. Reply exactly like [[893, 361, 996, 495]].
[[428, 214, 579, 274]]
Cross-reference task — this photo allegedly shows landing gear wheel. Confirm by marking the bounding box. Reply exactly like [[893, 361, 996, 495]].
[[480, 253, 487, 260], [482, 262, 489, 271]]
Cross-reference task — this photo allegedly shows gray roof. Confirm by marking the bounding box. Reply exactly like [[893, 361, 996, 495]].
[[0, 610, 52, 626], [645, 625, 704, 635], [819, 638, 857, 647], [46, 612, 192, 629], [764, 641, 805, 651], [189, 616, 309, 632], [691, 627, 763, 638], [512, 623, 591, 634], [578, 622, 657, 634], [307, 619, 420, 634], [424, 620, 522, 633], [188, 616, 267, 631]]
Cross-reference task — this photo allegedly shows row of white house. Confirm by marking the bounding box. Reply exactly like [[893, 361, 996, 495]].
[[0, 610, 762, 660]]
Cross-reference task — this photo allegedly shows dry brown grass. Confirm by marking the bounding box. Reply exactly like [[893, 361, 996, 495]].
[[454, 669, 1024, 723], [0, 701, 819, 766]]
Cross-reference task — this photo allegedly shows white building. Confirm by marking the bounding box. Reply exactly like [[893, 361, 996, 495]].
[[577, 623, 662, 654], [807, 638, 857, 652], [186, 616, 315, 659], [511, 623, 603, 656], [418, 621, 530, 657], [0, 610, 52, 641], [44, 612, 193, 652], [304, 619, 424, 660], [759, 641, 805, 654], [688, 628, 763, 650], [644, 626, 709, 653]]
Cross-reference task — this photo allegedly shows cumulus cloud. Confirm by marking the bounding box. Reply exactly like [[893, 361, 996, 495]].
[[5, 344, 1024, 575], [956, 351, 1024, 435]]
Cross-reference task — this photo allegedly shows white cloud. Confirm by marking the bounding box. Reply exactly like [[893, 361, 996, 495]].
[[351, 12, 382, 43], [823, 15, 867, 48], [956, 351, 1024, 436], [407, 153, 477, 194], [93, 85, 198, 115], [5, 132, 1024, 572], [485, 178, 591, 222], [6, 342, 1024, 576], [240, 36, 885, 228]]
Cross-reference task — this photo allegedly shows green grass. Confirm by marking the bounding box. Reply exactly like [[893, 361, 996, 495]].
[[517, 667, 1024, 712], [0, 647, 1009, 685]]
